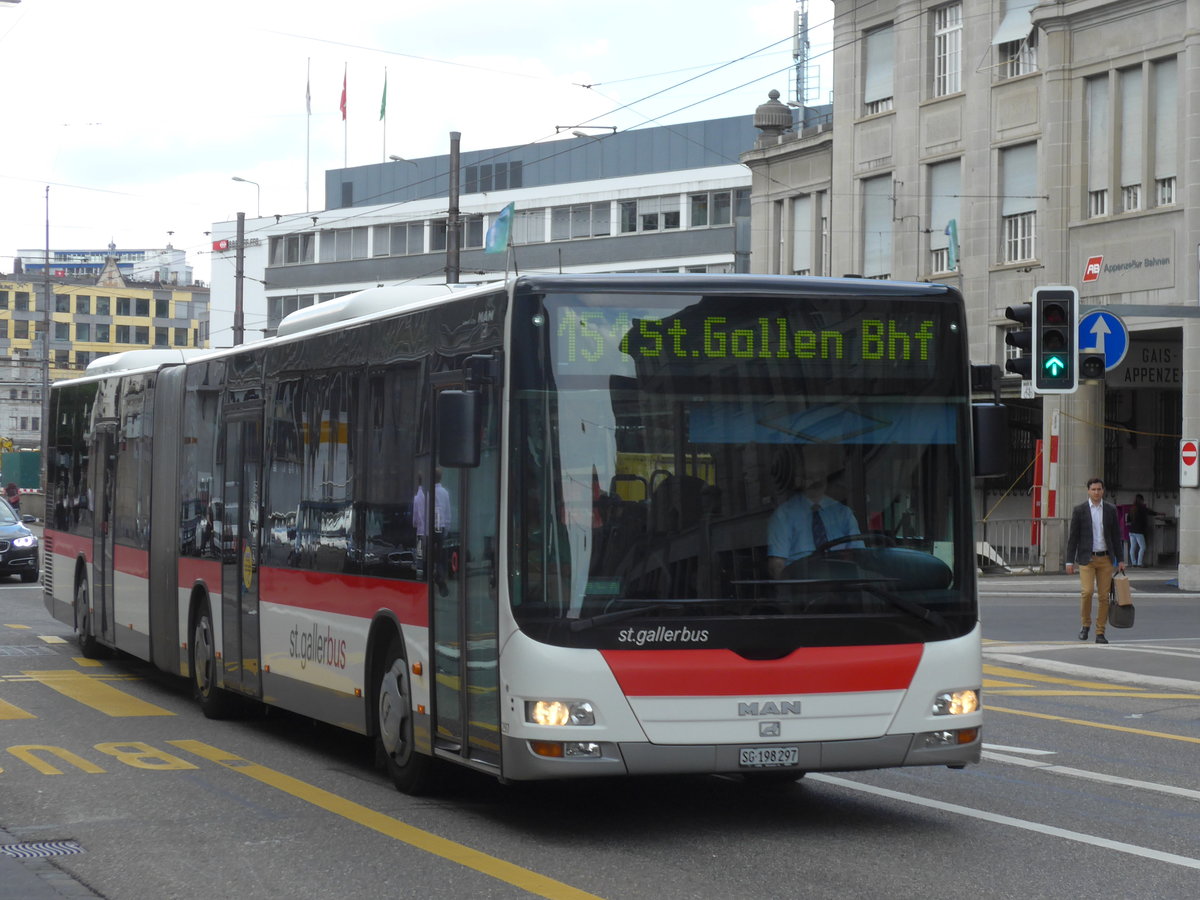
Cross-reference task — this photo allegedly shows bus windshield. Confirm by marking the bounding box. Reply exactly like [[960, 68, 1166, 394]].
[[510, 286, 976, 653]]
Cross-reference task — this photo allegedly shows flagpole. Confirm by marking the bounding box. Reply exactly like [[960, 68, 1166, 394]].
[[341, 63, 348, 168], [305, 57, 311, 212], [381, 67, 387, 162]]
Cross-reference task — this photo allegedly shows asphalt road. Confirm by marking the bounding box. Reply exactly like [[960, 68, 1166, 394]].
[[3, 571, 1198, 900]]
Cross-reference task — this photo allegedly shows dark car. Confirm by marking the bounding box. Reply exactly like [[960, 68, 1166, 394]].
[[0, 497, 39, 582]]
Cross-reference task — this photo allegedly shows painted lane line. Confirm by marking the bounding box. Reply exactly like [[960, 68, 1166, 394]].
[[811, 774, 1200, 870], [21, 670, 174, 717], [981, 743, 1056, 755], [169, 740, 602, 900], [987, 690, 1200, 699], [983, 664, 1147, 691], [985, 652, 1200, 694], [983, 751, 1200, 802], [0, 698, 36, 720], [988, 705, 1200, 745]]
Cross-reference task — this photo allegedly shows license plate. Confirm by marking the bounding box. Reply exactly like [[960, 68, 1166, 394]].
[[739, 746, 799, 768]]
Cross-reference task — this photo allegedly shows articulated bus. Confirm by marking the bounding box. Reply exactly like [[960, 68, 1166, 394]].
[[45, 274, 989, 793]]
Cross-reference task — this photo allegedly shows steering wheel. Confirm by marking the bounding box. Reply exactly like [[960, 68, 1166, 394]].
[[813, 531, 897, 555]]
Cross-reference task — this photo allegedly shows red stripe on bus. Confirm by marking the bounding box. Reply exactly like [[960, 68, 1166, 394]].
[[259, 567, 429, 627], [178, 557, 221, 589], [114, 545, 149, 580], [600, 645, 923, 696], [46, 529, 92, 563]]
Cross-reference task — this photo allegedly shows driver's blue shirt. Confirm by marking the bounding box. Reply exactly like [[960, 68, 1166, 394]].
[[768, 493, 862, 565]]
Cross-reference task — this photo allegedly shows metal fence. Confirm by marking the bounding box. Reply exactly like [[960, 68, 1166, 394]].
[[974, 517, 1064, 573]]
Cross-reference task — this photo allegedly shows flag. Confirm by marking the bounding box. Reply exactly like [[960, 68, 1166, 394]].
[[380, 70, 387, 121], [945, 218, 959, 271], [306, 74, 311, 115], [484, 202, 515, 255], [340, 67, 347, 121]]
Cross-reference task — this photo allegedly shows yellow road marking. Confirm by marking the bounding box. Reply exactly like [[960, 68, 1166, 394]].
[[22, 670, 174, 717], [983, 664, 1145, 692], [0, 698, 36, 720], [73, 658, 103, 667], [38, 635, 68, 644], [4, 624, 32, 630], [983, 679, 1036, 688], [170, 740, 603, 900], [988, 705, 1200, 744]]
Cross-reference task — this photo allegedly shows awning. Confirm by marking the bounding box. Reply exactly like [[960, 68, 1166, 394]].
[[992, 0, 1037, 46]]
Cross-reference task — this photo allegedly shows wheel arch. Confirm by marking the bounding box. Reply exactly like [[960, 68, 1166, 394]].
[[364, 613, 404, 737]]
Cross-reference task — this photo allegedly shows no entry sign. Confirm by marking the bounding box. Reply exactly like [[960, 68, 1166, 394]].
[[1182, 439, 1199, 488]]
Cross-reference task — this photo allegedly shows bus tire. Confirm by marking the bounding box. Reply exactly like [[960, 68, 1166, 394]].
[[74, 574, 104, 659], [191, 598, 234, 719], [376, 637, 437, 795]]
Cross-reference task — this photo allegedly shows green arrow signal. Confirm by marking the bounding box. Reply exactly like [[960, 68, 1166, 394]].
[[1043, 355, 1066, 377]]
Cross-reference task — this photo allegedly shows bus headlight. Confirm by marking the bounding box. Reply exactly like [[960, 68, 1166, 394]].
[[932, 689, 979, 716], [526, 700, 595, 726]]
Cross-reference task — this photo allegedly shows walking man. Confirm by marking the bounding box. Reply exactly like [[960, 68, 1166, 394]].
[[1065, 477, 1126, 644]]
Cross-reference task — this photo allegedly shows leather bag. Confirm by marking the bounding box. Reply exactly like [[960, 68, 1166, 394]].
[[1108, 574, 1135, 628]]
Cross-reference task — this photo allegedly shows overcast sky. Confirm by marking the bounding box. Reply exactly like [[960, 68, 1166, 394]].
[[0, 0, 833, 284]]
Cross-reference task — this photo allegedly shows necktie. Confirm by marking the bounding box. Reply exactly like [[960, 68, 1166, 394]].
[[811, 503, 827, 548]]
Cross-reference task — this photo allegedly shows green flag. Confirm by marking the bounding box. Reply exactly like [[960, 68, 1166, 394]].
[[484, 202, 514, 255]]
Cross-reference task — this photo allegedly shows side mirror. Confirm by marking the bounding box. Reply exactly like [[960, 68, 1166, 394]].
[[437, 390, 481, 468], [972, 403, 1009, 478]]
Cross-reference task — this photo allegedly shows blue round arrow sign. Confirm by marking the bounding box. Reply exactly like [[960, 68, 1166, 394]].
[[1078, 310, 1128, 371]]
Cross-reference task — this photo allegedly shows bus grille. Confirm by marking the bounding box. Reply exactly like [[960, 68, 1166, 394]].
[[41, 534, 53, 595]]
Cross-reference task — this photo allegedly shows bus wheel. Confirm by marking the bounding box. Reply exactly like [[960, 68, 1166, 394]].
[[74, 576, 104, 659], [377, 637, 436, 795], [191, 600, 233, 719]]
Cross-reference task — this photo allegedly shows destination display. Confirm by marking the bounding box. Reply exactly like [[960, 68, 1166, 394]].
[[549, 298, 946, 376]]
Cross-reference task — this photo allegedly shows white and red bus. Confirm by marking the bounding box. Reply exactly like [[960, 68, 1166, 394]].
[[44, 274, 988, 792]]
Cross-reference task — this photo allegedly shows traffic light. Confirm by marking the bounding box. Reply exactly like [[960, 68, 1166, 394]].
[[1003, 303, 1033, 379], [1032, 286, 1078, 393], [1079, 351, 1106, 381]]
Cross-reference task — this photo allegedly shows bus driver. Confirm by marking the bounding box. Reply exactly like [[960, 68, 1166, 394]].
[[767, 453, 862, 579]]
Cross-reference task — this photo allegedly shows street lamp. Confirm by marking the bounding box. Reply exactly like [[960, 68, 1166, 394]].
[[388, 155, 418, 166], [231, 176, 260, 217]]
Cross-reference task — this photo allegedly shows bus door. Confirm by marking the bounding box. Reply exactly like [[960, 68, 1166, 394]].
[[92, 426, 118, 646], [220, 414, 263, 696], [430, 371, 500, 769]]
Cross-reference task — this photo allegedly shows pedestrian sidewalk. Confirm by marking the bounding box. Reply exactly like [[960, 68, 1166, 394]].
[[0, 829, 101, 900]]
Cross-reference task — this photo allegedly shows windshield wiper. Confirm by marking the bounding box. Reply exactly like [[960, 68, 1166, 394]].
[[568, 601, 691, 632], [856, 579, 948, 629]]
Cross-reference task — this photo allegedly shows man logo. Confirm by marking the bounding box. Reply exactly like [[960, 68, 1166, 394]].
[[738, 701, 802, 716], [1083, 255, 1103, 283]]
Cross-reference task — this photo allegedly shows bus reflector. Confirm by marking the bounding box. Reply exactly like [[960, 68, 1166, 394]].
[[530, 741, 564, 758], [412, 662, 423, 676]]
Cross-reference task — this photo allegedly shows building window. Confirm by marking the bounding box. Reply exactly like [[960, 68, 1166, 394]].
[[690, 191, 733, 228], [1156, 177, 1176, 206], [76, 352, 90, 369], [96, 296, 110, 315], [96, 324, 110, 342], [928, 158, 961, 274], [550, 203, 611, 240], [117, 297, 131, 316], [0, 291, 7, 308], [999, 29, 1037, 78], [270, 232, 317, 266], [512, 208, 545, 244], [1153, 57, 1177, 208], [76, 295, 90, 314], [933, 4, 962, 97], [155, 328, 168, 347], [174, 327, 188, 346], [14, 321, 28, 340], [136, 298, 150, 317], [116, 324, 130, 343], [377, 221, 423, 256], [54, 322, 70, 340], [862, 175, 893, 278], [1086, 76, 1109, 219], [155, 298, 169, 318], [863, 24, 894, 115], [1001, 143, 1037, 263], [15, 292, 29, 311], [54, 351, 69, 368], [1121, 184, 1141, 213], [55, 293, 70, 312], [430, 219, 448, 252], [1088, 190, 1108, 218], [462, 214, 484, 250], [1003, 212, 1036, 263], [76, 323, 91, 341], [135, 326, 149, 345], [618, 195, 681, 234]]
